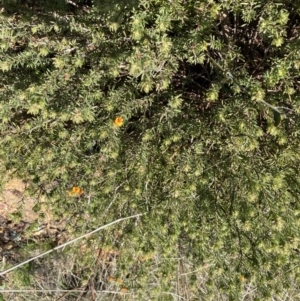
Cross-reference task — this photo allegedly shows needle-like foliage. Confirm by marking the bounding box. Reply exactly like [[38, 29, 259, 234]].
[[1, 0, 300, 299]]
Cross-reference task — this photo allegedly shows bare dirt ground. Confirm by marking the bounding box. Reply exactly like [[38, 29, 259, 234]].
[[0, 178, 38, 223], [0, 178, 68, 262]]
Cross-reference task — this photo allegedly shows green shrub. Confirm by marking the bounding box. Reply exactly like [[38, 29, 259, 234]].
[[1, 0, 300, 299]]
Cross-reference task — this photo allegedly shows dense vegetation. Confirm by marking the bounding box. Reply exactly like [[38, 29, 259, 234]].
[[1, 0, 300, 300]]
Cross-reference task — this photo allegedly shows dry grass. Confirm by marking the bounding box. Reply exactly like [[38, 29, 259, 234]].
[[1, 238, 300, 301]]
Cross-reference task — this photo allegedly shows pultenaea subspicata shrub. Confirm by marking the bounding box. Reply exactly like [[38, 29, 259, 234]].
[[1, 0, 300, 299]]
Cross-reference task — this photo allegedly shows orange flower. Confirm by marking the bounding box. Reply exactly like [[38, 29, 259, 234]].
[[114, 116, 123, 127], [121, 287, 128, 293], [67, 186, 84, 197], [108, 277, 115, 282]]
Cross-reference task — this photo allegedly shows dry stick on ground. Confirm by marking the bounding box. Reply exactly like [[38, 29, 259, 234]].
[[0, 214, 143, 277], [0, 290, 131, 294]]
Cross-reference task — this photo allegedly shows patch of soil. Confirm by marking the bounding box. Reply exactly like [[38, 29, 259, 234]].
[[0, 179, 38, 223], [0, 178, 68, 263]]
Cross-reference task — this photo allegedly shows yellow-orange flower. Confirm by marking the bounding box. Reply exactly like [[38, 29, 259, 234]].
[[67, 186, 84, 197], [114, 116, 123, 127], [121, 287, 128, 293]]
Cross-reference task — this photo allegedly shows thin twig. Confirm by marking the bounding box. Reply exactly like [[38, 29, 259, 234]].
[[0, 289, 130, 294], [0, 214, 143, 277], [163, 292, 188, 300]]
